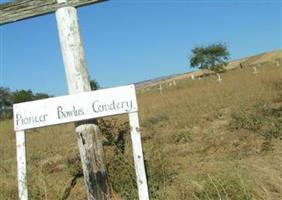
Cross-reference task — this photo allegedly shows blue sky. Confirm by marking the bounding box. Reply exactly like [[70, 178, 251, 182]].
[[0, 0, 281, 96]]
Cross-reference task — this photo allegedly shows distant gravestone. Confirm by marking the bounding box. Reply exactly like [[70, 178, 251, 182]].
[[159, 84, 163, 95], [216, 73, 222, 83], [275, 60, 280, 67], [252, 66, 258, 74]]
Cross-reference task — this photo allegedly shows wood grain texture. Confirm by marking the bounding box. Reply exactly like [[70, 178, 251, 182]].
[[56, 6, 110, 200], [0, 0, 107, 25]]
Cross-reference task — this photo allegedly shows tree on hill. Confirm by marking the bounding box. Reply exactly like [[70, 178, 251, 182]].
[[0, 87, 13, 119], [33, 92, 51, 100], [12, 89, 34, 104], [12, 89, 51, 104], [90, 79, 100, 91], [0, 87, 51, 119], [189, 43, 230, 83], [0, 87, 12, 107]]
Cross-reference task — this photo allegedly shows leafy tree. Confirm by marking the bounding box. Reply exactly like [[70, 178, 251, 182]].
[[12, 90, 51, 103], [190, 43, 230, 82], [90, 79, 100, 91], [0, 87, 12, 107], [12, 89, 33, 104], [0, 87, 51, 119], [33, 92, 51, 100], [0, 87, 13, 119]]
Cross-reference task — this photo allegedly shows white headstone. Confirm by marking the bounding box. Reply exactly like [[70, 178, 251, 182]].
[[252, 66, 258, 74], [159, 84, 163, 95], [216, 73, 222, 83]]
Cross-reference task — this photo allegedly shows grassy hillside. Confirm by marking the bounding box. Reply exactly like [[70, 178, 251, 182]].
[[138, 49, 282, 89], [1, 63, 282, 199]]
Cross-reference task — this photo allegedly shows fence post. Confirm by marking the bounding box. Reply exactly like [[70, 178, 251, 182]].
[[55, 2, 110, 200], [16, 130, 28, 200], [129, 112, 150, 200]]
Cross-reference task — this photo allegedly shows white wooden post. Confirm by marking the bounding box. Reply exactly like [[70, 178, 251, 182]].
[[129, 112, 150, 200], [56, 2, 109, 199], [16, 130, 28, 200], [190, 74, 195, 80], [55, 5, 90, 94]]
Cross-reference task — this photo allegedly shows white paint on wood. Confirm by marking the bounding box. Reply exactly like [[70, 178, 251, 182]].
[[58, 0, 67, 3], [56, 6, 91, 94], [190, 74, 195, 80], [16, 131, 28, 200], [129, 112, 150, 200], [56, 5, 110, 200], [12, 2, 147, 200], [13, 85, 137, 131]]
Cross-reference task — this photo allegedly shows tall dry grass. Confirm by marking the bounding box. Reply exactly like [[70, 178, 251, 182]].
[[0, 64, 281, 199]]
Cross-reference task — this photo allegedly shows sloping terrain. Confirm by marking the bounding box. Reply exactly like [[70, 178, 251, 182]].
[[137, 49, 282, 89], [0, 51, 282, 200]]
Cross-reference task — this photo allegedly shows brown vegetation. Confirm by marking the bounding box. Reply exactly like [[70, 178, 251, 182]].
[[1, 62, 282, 199]]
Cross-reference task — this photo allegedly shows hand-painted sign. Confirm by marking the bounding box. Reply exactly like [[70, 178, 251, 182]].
[[13, 85, 138, 131]]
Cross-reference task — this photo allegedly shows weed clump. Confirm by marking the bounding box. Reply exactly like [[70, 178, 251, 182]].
[[143, 113, 169, 127], [101, 118, 176, 200], [194, 173, 253, 200], [99, 118, 139, 199], [230, 78, 282, 152], [171, 130, 193, 144]]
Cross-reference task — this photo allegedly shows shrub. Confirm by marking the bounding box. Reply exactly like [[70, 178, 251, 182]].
[[194, 173, 252, 200]]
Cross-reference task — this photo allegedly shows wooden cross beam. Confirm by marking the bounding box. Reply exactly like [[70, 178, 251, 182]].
[[0, 0, 107, 25]]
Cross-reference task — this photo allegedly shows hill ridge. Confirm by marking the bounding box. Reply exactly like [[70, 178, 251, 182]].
[[136, 49, 282, 88]]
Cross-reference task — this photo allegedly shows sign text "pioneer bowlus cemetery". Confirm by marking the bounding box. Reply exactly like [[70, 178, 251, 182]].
[[14, 85, 138, 131]]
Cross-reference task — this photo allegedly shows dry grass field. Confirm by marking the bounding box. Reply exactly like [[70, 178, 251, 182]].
[[1, 61, 282, 199]]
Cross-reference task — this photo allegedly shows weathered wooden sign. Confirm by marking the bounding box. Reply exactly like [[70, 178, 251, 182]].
[[13, 84, 149, 200], [13, 85, 138, 131], [3, 0, 149, 200]]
